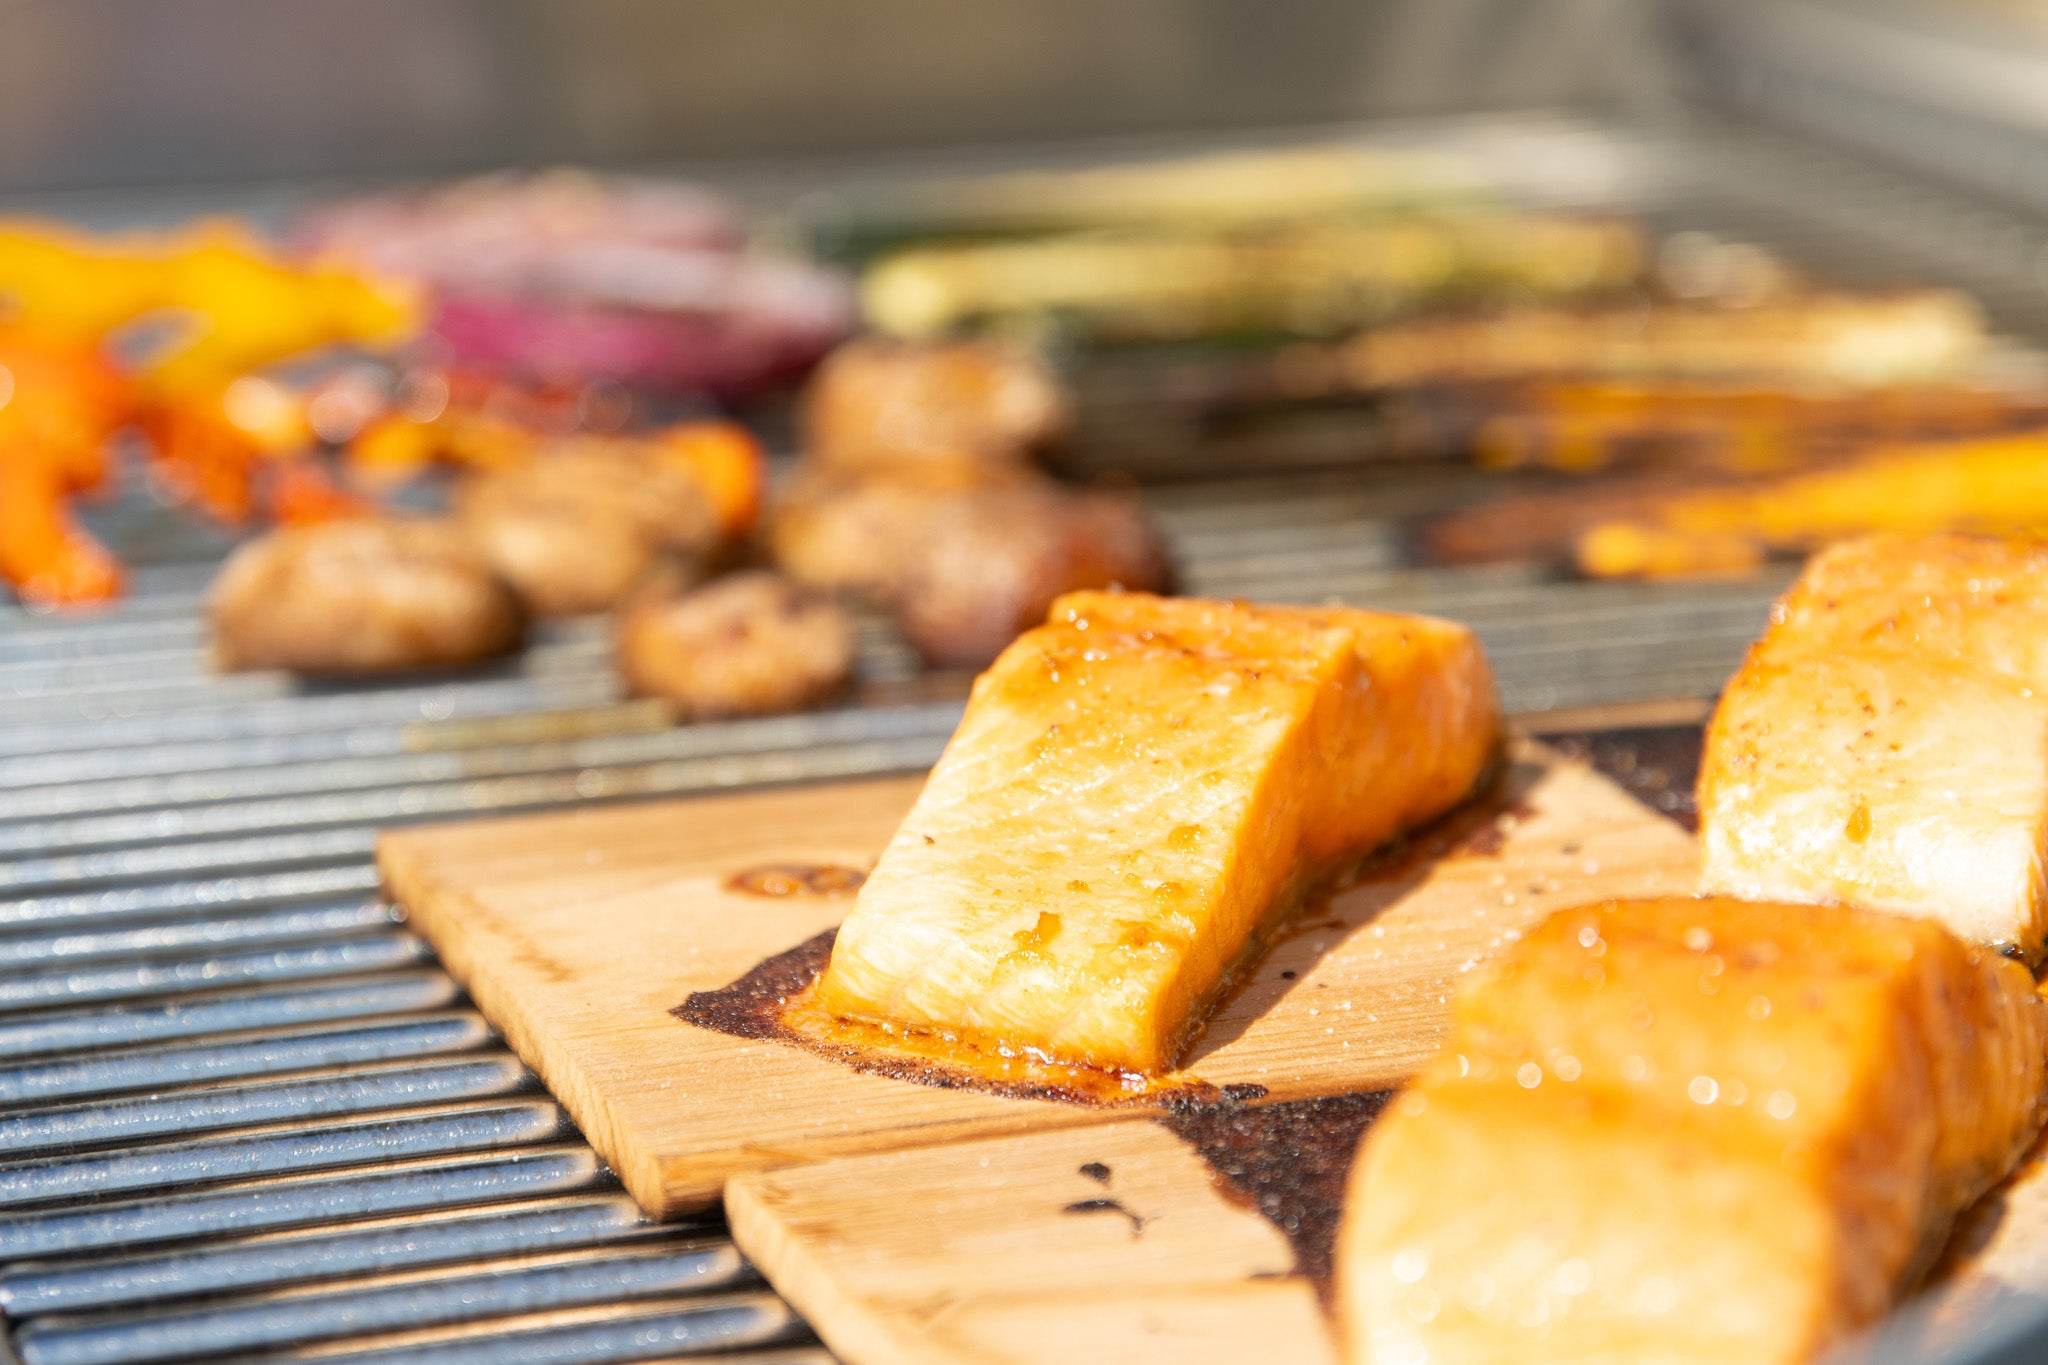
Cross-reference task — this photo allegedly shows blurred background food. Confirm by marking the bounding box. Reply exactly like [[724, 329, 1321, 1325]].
[[2, 3, 2048, 727], [16, 140, 2048, 690], [16, 159, 2047, 710], [296, 174, 852, 398]]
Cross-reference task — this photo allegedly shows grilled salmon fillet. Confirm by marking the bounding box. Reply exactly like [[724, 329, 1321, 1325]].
[[811, 591, 1498, 1076], [1337, 896, 2048, 1365], [1698, 534, 2048, 957]]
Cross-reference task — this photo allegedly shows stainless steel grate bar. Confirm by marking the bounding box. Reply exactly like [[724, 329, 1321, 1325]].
[[0, 703, 964, 824], [0, 677, 626, 763], [0, 1056, 536, 1160], [0, 934, 431, 1011], [0, 737, 960, 857], [0, 622, 202, 666], [0, 868, 386, 933], [0, 902, 400, 963], [0, 1195, 663, 1314], [0, 1145, 613, 1259], [0, 638, 612, 723], [0, 1010, 497, 1109], [0, 737, 961, 898], [0, 1099, 574, 1209], [0, 971, 460, 1060], [14, 1241, 756, 1365], [234, 1292, 811, 1364]]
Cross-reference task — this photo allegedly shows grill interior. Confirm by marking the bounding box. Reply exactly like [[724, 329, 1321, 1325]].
[[3, 114, 2046, 1363]]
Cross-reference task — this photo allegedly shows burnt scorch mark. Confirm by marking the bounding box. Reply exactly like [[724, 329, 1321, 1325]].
[[1454, 822, 1509, 857], [1078, 1161, 1112, 1184], [1158, 1089, 1393, 1306], [675, 933, 1272, 1109], [1063, 1198, 1146, 1236], [1543, 723, 1706, 830], [673, 929, 837, 1040], [724, 864, 868, 899]]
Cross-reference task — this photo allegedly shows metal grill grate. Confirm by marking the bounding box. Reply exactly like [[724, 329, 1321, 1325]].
[[0, 115, 2041, 1363]]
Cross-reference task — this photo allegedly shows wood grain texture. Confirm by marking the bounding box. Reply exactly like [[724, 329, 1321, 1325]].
[[725, 1095, 2048, 1365], [379, 742, 1699, 1218], [726, 1120, 1332, 1365]]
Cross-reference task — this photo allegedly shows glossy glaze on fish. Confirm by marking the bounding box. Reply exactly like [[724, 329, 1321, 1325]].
[[1699, 534, 2048, 958], [1337, 896, 2048, 1365], [812, 591, 1498, 1076]]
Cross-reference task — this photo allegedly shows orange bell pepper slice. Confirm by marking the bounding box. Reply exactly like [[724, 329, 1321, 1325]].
[[657, 420, 765, 542]]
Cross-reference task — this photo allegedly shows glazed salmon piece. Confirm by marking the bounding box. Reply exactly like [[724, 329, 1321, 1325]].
[[1336, 896, 2048, 1365], [1698, 534, 2048, 958], [812, 591, 1497, 1075], [1451, 899, 2048, 1272], [1344, 1082, 1848, 1365]]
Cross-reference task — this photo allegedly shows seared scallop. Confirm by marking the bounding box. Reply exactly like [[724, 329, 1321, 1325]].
[[616, 571, 856, 720], [804, 338, 1069, 476], [209, 518, 525, 674], [456, 441, 719, 617]]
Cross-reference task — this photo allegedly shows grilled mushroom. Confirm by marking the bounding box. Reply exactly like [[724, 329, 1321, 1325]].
[[455, 441, 719, 617], [209, 518, 525, 674], [891, 483, 1172, 668], [803, 338, 1068, 477], [615, 570, 856, 720]]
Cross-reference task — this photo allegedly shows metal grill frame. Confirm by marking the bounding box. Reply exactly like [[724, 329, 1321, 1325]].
[[1, 113, 2045, 1364]]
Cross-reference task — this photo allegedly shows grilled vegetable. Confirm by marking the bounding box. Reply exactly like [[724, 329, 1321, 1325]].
[[1339, 292, 1985, 391], [1391, 377, 2047, 475], [296, 171, 852, 396], [860, 215, 1644, 343], [812, 145, 1493, 252], [1573, 430, 2048, 579], [0, 219, 417, 604], [814, 591, 1497, 1075], [0, 331, 132, 608]]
